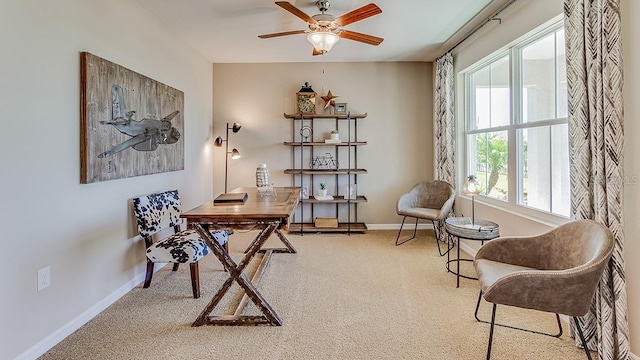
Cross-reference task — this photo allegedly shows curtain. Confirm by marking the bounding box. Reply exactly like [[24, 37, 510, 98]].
[[434, 53, 456, 240], [434, 52, 456, 185], [565, 0, 630, 359]]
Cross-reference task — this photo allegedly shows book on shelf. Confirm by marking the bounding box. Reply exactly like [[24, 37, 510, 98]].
[[324, 139, 342, 144]]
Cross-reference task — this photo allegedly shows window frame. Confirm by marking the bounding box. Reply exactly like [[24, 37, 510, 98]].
[[461, 18, 569, 223]]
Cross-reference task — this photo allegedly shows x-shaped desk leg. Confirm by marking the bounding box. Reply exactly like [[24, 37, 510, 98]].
[[244, 228, 297, 254], [192, 222, 282, 326]]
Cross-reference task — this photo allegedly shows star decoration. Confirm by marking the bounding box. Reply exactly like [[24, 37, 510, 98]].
[[321, 90, 339, 109]]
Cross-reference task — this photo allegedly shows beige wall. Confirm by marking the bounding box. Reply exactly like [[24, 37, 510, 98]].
[[212, 62, 433, 225], [453, 0, 639, 356], [0, 1, 214, 359]]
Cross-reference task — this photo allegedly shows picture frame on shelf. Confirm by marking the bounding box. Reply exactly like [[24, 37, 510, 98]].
[[300, 186, 309, 200], [344, 184, 357, 199], [335, 102, 348, 114]]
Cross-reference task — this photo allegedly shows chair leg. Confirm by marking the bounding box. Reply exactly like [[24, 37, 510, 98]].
[[475, 290, 563, 338], [432, 220, 453, 256], [189, 262, 201, 299], [573, 317, 593, 360], [143, 261, 154, 288], [395, 216, 419, 246], [172, 263, 180, 271], [486, 303, 497, 360]]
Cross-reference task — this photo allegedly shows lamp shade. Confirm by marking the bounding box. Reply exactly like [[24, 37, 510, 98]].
[[463, 175, 481, 196], [307, 31, 340, 52], [231, 122, 242, 133], [230, 148, 241, 159]]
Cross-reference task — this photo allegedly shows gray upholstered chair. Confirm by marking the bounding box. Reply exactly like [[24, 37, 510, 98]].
[[132, 190, 229, 298], [473, 219, 614, 360], [395, 180, 455, 255]]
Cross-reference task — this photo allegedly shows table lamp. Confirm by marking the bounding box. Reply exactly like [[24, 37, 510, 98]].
[[463, 175, 481, 226], [214, 122, 241, 193]]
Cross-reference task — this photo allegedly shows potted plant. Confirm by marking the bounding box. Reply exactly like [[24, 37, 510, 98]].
[[319, 182, 328, 197], [330, 130, 340, 141]]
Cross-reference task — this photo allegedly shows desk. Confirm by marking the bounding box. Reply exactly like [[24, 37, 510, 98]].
[[445, 217, 499, 288], [181, 187, 299, 326]]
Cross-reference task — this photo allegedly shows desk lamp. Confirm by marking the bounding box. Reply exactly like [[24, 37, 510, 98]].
[[463, 175, 481, 226], [214, 122, 241, 193]]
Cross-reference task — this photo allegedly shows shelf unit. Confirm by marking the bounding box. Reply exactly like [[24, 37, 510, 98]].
[[284, 112, 368, 234]]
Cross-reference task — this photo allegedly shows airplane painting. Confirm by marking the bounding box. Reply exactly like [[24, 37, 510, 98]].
[[98, 85, 181, 158], [80, 52, 184, 183]]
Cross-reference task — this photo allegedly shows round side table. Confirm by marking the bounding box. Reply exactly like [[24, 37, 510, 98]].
[[445, 217, 500, 288]]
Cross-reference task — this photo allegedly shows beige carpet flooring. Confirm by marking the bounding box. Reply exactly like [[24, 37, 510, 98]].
[[39, 230, 591, 360]]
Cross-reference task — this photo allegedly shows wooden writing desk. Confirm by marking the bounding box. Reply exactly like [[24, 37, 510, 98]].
[[181, 187, 299, 326]]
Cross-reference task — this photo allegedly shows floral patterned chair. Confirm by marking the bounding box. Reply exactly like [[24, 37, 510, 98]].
[[132, 190, 228, 298]]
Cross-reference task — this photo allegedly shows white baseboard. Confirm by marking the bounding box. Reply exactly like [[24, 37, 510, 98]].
[[366, 223, 434, 230], [14, 266, 161, 360]]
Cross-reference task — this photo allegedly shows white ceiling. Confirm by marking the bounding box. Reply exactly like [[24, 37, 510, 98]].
[[135, 0, 502, 63]]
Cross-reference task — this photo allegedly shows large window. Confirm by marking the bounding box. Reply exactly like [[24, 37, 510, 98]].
[[464, 20, 569, 217]]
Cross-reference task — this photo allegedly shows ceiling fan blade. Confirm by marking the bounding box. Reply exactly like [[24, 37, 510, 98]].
[[275, 1, 317, 24], [258, 30, 307, 39], [334, 3, 382, 27], [339, 30, 383, 46]]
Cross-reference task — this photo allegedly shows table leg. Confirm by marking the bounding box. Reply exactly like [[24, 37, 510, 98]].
[[192, 223, 283, 326], [244, 227, 296, 254], [457, 236, 461, 288]]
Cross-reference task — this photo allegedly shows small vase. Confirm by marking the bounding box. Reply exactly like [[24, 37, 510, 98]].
[[319, 189, 328, 197], [330, 133, 340, 141], [255, 164, 270, 187]]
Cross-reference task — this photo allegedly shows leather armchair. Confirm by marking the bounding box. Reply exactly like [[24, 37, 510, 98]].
[[395, 180, 455, 255], [473, 219, 614, 360]]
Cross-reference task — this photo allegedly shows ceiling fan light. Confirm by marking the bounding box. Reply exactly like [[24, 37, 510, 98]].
[[307, 31, 339, 52]]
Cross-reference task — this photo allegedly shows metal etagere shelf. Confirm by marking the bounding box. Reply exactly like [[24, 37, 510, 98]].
[[283, 112, 368, 234]]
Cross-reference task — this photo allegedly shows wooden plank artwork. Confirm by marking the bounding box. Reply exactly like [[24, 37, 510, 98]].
[[80, 52, 184, 183]]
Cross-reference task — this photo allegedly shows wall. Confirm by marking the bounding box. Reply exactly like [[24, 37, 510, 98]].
[[0, 1, 214, 359], [453, 0, 638, 356], [622, 0, 640, 355], [212, 62, 433, 226]]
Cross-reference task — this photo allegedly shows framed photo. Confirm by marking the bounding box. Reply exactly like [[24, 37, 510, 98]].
[[300, 186, 309, 200], [335, 102, 348, 114], [344, 184, 357, 199]]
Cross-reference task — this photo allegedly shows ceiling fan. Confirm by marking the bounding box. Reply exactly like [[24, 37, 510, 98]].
[[258, 1, 384, 55]]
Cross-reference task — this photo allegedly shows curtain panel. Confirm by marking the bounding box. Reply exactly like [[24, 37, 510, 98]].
[[434, 52, 456, 186], [434, 53, 456, 240], [565, 0, 630, 358]]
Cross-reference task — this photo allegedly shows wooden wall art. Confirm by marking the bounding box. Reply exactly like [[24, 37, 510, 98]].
[[80, 52, 184, 183]]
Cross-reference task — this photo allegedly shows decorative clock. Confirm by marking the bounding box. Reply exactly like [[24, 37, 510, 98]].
[[296, 82, 316, 115]]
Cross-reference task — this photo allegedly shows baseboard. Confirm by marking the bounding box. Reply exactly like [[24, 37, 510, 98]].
[[632, 352, 640, 360], [14, 266, 162, 360], [366, 223, 434, 230]]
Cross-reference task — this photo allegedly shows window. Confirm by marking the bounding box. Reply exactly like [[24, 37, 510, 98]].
[[464, 20, 569, 218]]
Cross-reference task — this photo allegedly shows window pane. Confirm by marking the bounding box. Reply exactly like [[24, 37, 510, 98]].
[[520, 127, 551, 211], [471, 55, 510, 130], [471, 66, 490, 130], [551, 124, 570, 216], [519, 124, 569, 216], [522, 33, 556, 122], [556, 29, 568, 118], [470, 131, 508, 201]]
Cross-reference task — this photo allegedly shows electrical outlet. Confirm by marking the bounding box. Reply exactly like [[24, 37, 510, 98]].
[[38, 266, 51, 291]]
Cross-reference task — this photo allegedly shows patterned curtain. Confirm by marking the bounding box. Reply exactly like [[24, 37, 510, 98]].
[[565, 0, 630, 359], [434, 52, 456, 186], [434, 53, 456, 240]]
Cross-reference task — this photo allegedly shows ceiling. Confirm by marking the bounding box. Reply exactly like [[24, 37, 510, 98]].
[[135, 0, 504, 63]]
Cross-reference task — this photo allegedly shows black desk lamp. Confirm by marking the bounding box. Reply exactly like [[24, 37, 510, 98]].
[[214, 122, 241, 193]]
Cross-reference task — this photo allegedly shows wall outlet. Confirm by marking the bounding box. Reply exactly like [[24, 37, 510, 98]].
[[38, 266, 51, 291]]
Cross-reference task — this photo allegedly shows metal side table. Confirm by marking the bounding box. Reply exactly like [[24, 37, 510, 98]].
[[445, 217, 500, 288]]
